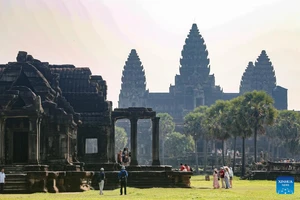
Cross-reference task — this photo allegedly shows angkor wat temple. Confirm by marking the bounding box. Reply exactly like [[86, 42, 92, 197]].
[[118, 23, 288, 125]]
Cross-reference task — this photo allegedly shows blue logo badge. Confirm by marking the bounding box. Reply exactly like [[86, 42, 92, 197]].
[[276, 176, 294, 194]]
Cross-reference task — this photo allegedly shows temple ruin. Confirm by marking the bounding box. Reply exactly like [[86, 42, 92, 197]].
[[0, 51, 191, 193]]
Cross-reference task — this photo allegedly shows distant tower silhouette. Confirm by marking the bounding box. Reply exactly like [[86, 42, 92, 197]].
[[170, 23, 221, 115], [253, 50, 276, 95], [240, 61, 255, 94], [240, 50, 276, 95], [118, 49, 147, 108]]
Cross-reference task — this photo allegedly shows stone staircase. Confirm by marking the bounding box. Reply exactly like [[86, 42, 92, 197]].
[[3, 165, 28, 193]]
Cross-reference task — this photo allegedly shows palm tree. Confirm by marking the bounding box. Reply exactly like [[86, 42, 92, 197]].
[[184, 106, 208, 174], [206, 100, 232, 166], [241, 91, 277, 162], [273, 110, 300, 158]]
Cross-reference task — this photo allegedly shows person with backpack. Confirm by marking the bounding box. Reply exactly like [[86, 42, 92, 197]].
[[118, 166, 128, 195], [97, 168, 105, 195]]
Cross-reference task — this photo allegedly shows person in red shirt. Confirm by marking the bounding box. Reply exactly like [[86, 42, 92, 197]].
[[219, 167, 225, 188], [180, 163, 186, 171], [184, 164, 191, 171]]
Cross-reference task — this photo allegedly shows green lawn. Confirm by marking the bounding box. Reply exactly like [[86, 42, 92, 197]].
[[1, 176, 299, 200]]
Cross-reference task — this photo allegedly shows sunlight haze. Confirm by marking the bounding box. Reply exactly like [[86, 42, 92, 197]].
[[0, 0, 299, 109]]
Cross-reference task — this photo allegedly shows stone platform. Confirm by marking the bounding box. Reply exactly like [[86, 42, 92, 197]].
[[3, 164, 192, 193], [89, 165, 192, 190], [250, 170, 300, 182]]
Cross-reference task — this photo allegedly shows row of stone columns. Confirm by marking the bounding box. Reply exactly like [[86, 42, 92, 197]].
[[111, 117, 160, 166]]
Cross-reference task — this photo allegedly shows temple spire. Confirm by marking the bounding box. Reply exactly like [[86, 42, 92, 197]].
[[239, 50, 276, 95], [240, 61, 255, 94], [118, 49, 147, 108], [179, 23, 210, 78], [253, 50, 276, 94]]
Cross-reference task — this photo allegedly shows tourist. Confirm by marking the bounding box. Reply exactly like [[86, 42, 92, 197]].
[[97, 168, 105, 195], [0, 168, 5, 194], [219, 167, 225, 188], [122, 148, 127, 164], [229, 167, 234, 188], [118, 166, 128, 195], [184, 164, 191, 171], [224, 167, 231, 189], [179, 163, 186, 171], [117, 150, 122, 164], [212, 168, 220, 189]]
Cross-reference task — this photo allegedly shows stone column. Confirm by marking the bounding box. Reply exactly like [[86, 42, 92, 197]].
[[130, 118, 138, 165], [110, 119, 116, 163], [0, 118, 6, 164], [152, 117, 161, 165], [28, 117, 41, 164]]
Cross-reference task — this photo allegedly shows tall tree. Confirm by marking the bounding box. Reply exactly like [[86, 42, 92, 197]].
[[241, 91, 277, 162], [272, 110, 300, 157], [115, 126, 128, 153], [206, 100, 232, 166], [157, 113, 175, 165], [184, 106, 208, 174], [164, 132, 195, 158], [229, 96, 253, 177]]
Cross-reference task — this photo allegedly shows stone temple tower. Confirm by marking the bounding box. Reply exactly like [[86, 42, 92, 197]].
[[240, 61, 255, 94], [118, 49, 147, 108], [240, 50, 276, 95], [169, 23, 222, 118], [240, 50, 287, 110]]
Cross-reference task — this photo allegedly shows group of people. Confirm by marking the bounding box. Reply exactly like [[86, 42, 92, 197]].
[[179, 163, 193, 172], [117, 148, 131, 166], [213, 166, 233, 189], [96, 165, 128, 195]]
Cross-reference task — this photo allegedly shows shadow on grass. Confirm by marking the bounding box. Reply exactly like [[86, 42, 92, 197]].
[[191, 186, 211, 189]]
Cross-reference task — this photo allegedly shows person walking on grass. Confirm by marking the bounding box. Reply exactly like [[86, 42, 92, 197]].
[[97, 168, 105, 195], [118, 166, 128, 195]]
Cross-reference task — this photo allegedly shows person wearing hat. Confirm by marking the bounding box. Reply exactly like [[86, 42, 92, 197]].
[[97, 168, 105, 195], [118, 166, 128, 195]]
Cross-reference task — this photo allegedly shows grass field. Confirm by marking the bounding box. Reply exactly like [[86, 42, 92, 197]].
[[0, 176, 298, 200]]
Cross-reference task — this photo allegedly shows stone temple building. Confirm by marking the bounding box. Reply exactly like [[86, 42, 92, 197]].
[[118, 23, 288, 125], [0, 51, 113, 167], [0, 52, 187, 193]]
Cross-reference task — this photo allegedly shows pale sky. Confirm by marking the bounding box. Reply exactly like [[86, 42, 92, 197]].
[[0, 0, 300, 110]]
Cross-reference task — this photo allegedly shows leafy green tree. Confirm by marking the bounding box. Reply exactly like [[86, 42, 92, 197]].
[[241, 91, 277, 162], [157, 113, 175, 164], [272, 110, 300, 157], [184, 106, 208, 174], [115, 126, 128, 154], [206, 100, 232, 166], [164, 132, 194, 158]]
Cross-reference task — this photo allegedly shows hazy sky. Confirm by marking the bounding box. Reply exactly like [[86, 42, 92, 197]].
[[0, 0, 300, 109]]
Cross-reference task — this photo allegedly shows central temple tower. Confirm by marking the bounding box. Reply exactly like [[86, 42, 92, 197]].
[[169, 23, 222, 120]]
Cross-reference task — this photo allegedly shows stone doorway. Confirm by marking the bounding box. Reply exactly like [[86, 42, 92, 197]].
[[13, 132, 28, 163]]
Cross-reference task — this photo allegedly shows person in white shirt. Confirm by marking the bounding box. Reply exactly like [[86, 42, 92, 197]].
[[229, 167, 234, 188], [0, 168, 5, 194], [224, 168, 231, 189]]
